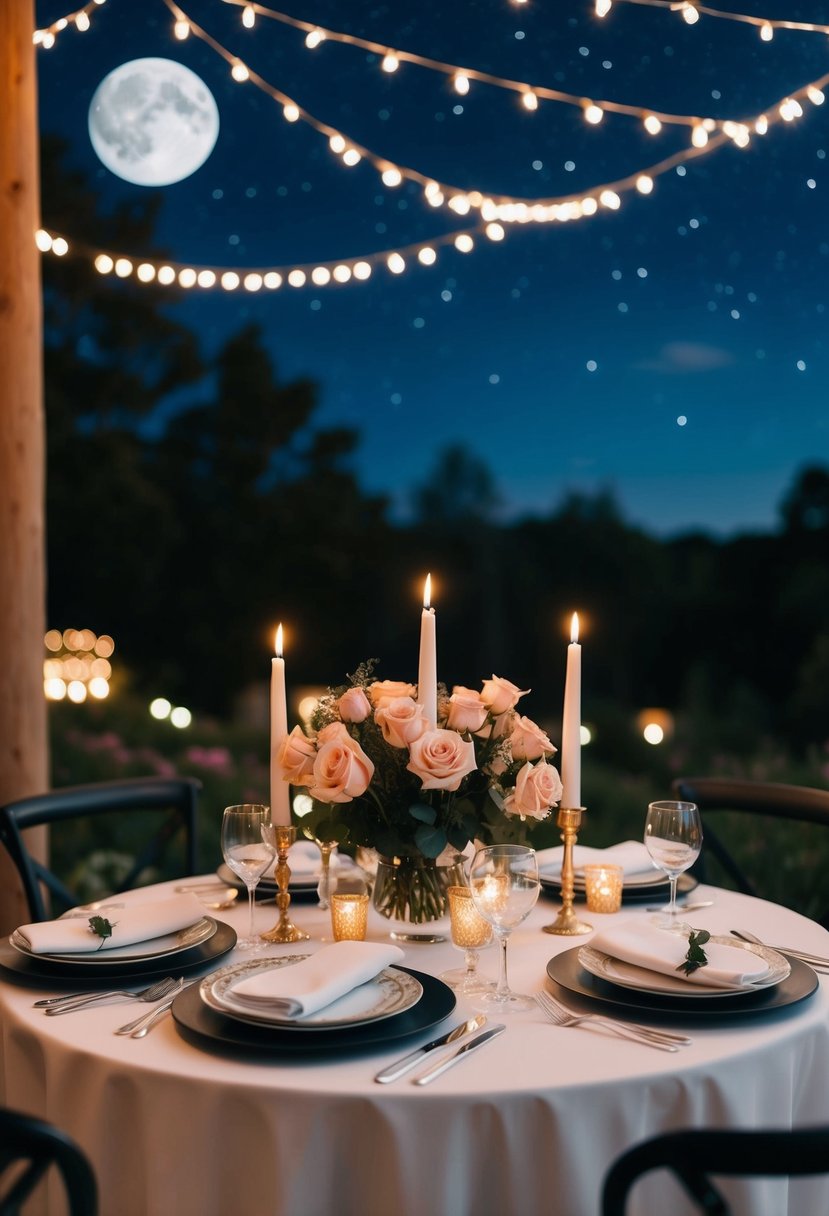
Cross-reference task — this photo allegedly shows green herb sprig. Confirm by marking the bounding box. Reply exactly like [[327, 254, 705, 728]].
[[88, 915, 117, 951], [677, 928, 710, 976]]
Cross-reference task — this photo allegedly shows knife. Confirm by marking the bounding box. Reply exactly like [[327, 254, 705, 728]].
[[412, 1023, 506, 1087], [374, 1015, 487, 1083]]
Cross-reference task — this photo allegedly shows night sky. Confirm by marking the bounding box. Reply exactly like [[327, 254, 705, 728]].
[[35, 0, 829, 536]]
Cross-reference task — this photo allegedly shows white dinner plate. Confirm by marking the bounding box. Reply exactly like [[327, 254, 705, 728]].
[[578, 936, 790, 998], [9, 917, 216, 965], [201, 955, 423, 1030]]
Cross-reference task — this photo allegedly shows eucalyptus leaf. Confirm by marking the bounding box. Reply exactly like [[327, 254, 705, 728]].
[[408, 802, 437, 825], [414, 824, 448, 858]]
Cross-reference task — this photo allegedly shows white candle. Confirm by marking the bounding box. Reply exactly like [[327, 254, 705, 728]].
[[270, 624, 291, 826], [416, 573, 437, 729], [560, 612, 581, 808]]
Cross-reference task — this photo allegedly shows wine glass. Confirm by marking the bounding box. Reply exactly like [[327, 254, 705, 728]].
[[644, 800, 703, 928], [221, 804, 275, 950], [439, 885, 494, 996], [468, 845, 540, 1013]]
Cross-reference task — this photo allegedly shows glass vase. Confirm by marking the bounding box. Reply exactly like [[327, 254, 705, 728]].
[[369, 851, 466, 943]]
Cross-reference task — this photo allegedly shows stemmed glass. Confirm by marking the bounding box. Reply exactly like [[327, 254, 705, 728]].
[[469, 845, 540, 1013], [221, 804, 276, 950], [300, 824, 338, 911], [644, 800, 703, 928]]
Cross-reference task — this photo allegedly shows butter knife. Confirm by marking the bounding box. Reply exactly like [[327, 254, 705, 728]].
[[374, 1015, 486, 1084], [412, 1023, 506, 1086]]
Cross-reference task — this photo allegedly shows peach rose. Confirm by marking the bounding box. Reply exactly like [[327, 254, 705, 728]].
[[480, 675, 529, 716], [407, 729, 477, 791], [509, 715, 556, 761], [337, 686, 372, 723], [504, 761, 562, 820], [445, 686, 488, 733], [277, 725, 316, 786], [375, 697, 428, 749], [368, 679, 417, 707], [309, 734, 374, 803]]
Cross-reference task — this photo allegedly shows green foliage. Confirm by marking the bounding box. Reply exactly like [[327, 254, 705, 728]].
[[88, 915, 116, 950], [678, 929, 710, 976]]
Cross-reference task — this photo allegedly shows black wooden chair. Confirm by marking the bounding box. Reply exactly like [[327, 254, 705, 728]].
[[0, 776, 201, 921], [671, 776, 829, 927], [0, 1108, 97, 1216], [601, 1126, 829, 1216]]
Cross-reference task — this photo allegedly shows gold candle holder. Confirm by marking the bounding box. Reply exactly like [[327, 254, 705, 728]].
[[260, 824, 310, 944], [542, 806, 593, 936], [331, 893, 370, 941], [583, 863, 623, 914]]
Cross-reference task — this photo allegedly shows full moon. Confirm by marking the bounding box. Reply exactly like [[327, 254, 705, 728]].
[[88, 58, 219, 187]]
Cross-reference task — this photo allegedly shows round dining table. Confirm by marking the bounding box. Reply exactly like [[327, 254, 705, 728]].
[[1, 875, 828, 1216]]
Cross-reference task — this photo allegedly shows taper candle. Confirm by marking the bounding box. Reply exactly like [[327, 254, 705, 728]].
[[270, 624, 291, 826], [417, 573, 437, 729], [560, 612, 581, 808]]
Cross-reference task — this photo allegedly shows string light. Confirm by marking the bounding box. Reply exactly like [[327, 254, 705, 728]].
[[599, 0, 829, 38], [34, 0, 105, 46]]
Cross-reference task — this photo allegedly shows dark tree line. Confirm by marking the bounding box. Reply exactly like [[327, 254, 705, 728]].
[[41, 139, 829, 753]]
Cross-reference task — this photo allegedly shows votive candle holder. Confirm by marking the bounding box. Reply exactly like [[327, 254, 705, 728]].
[[331, 893, 370, 941], [583, 864, 624, 914]]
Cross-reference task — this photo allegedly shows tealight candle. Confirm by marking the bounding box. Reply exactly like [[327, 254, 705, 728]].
[[583, 864, 623, 914], [330, 893, 370, 941], [447, 886, 492, 950]]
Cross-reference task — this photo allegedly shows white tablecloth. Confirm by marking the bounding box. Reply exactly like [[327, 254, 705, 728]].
[[2, 878, 829, 1216]]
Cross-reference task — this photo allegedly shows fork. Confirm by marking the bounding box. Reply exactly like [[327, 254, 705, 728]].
[[729, 930, 829, 971], [40, 976, 180, 1015], [535, 991, 689, 1052], [115, 979, 186, 1037]]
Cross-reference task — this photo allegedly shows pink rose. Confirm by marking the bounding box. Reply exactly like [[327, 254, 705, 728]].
[[446, 686, 488, 733], [504, 761, 562, 820], [368, 679, 417, 707], [407, 729, 477, 791], [480, 675, 530, 716], [278, 726, 316, 786], [337, 686, 372, 723], [309, 735, 374, 803], [509, 715, 556, 761], [375, 697, 428, 749]]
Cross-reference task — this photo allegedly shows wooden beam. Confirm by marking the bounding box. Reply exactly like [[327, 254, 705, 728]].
[[0, 0, 48, 931]]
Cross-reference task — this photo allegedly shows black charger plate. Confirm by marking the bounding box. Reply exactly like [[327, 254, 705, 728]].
[[172, 965, 456, 1054], [546, 947, 818, 1018], [0, 921, 237, 987]]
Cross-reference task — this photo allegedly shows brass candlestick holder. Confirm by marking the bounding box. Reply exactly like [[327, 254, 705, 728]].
[[260, 824, 310, 944], [542, 806, 593, 936]]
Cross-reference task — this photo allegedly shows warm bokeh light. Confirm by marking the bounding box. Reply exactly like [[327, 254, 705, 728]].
[[67, 680, 87, 703], [293, 793, 314, 817], [580, 724, 592, 746], [636, 707, 674, 744], [170, 706, 192, 729], [45, 629, 114, 703], [150, 697, 172, 720]]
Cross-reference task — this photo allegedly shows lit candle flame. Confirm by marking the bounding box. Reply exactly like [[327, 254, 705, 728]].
[[570, 612, 579, 644], [275, 623, 283, 658], [423, 573, 432, 610]]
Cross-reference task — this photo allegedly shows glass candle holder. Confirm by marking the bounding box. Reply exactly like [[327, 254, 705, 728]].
[[583, 864, 624, 914], [330, 893, 369, 941], [439, 885, 493, 993]]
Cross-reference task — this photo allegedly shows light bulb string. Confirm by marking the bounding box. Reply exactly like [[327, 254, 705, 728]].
[[604, 0, 829, 37], [34, 0, 104, 44], [165, 0, 829, 216]]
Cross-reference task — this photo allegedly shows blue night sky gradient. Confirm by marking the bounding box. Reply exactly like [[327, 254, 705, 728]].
[[35, 0, 829, 536]]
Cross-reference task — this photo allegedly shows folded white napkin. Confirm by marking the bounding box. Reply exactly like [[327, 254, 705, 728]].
[[229, 941, 405, 1018], [591, 920, 770, 988], [538, 840, 655, 879], [15, 894, 206, 955]]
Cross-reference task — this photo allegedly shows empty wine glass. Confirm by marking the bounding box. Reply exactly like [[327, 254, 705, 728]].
[[300, 824, 338, 911], [644, 800, 703, 928], [221, 804, 275, 950], [469, 845, 540, 1013], [439, 885, 494, 996]]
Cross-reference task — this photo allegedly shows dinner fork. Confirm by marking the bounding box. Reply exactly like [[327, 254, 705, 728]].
[[535, 991, 689, 1052], [40, 976, 180, 1015], [114, 978, 186, 1036]]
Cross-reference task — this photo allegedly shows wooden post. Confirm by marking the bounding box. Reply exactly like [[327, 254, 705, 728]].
[[0, 0, 49, 931]]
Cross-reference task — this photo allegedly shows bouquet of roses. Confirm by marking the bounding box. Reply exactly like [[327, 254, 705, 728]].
[[278, 660, 563, 879]]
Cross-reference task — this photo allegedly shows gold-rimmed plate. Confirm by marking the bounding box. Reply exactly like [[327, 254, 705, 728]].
[[202, 955, 423, 1030], [578, 935, 790, 999], [10, 917, 216, 966]]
